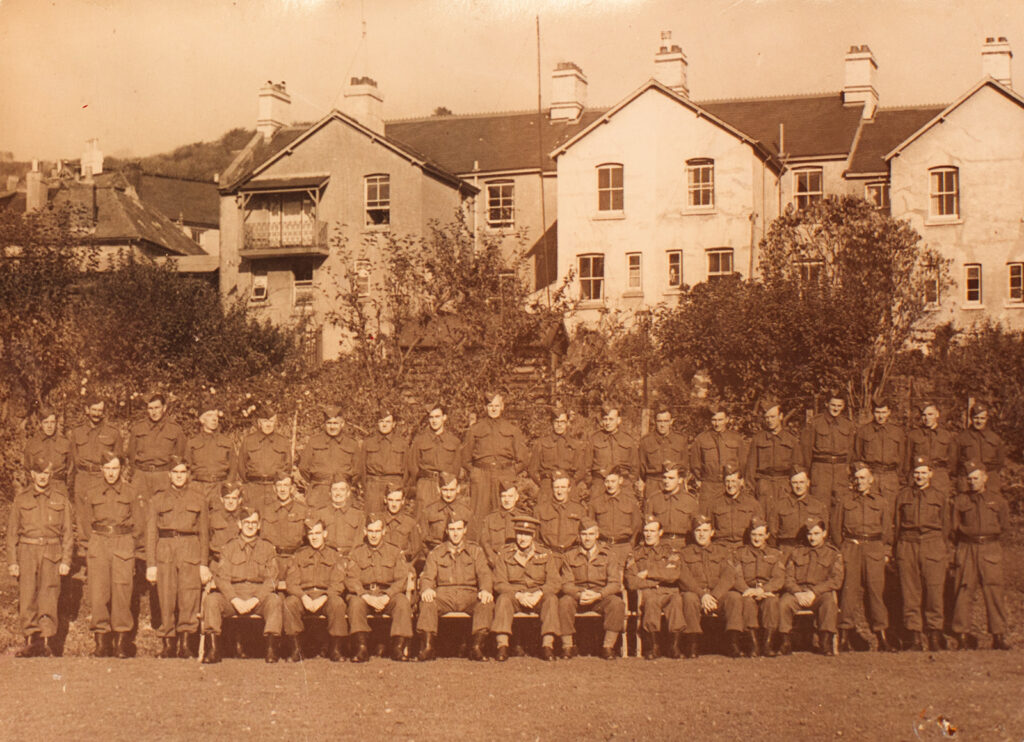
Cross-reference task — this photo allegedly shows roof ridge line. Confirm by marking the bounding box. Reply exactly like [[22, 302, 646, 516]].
[[696, 91, 841, 104]]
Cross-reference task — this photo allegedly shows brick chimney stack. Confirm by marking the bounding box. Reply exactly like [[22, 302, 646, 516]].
[[843, 44, 879, 120], [982, 36, 1013, 87], [654, 31, 688, 97], [341, 76, 385, 135], [550, 62, 588, 121], [257, 81, 291, 143]]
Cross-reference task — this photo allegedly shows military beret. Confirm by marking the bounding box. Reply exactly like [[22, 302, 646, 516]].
[[805, 516, 827, 531], [550, 404, 569, 420], [220, 481, 243, 498], [321, 404, 344, 420], [168, 455, 188, 470], [384, 483, 404, 497], [851, 461, 871, 475], [694, 514, 713, 528], [99, 450, 120, 466], [871, 394, 893, 410], [376, 406, 396, 420], [599, 401, 619, 417], [971, 403, 990, 416], [550, 469, 571, 482], [963, 460, 985, 475], [438, 471, 458, 486], [145, 391, 166, 404], [643, 514, 662, 527], [758, 395, 780, 413], [609, 465, 630, 478], [198, 392, 220, 415], [749, 516, 768, 531], [578, 516, 599, 531], [790, 464, 809, 478], [36, 404, 56, 420], [364, 511, 386, 527], [29, 455, 53, 473], [708, 403, 728, 416], [512, 515, 541, 533], [912, 455, 932, 470], [597, 468, 610, 480], [82, 392, 104, 407], [330, 473, 351, 486], [498, 479, 518, 493], [661, 460, 682, 475], [918, 400, 939, 413], [722, 462, 742, 478], [253, 402, 276, 419], [305, 517, 326, 531], [273, 469, 292, 483]]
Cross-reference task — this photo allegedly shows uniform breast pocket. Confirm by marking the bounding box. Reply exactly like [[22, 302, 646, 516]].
[[98, 433, 117, 448], [46, 501, 66, 524], [184, 502, 202, 527]]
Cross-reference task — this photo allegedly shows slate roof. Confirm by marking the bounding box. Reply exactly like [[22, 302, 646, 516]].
[[846, 106, 945, 175], [136, 173, 220, 227]]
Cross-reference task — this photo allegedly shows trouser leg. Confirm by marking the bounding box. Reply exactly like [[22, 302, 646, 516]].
[[283, 595, 305, 636], [951, 543, 979, 634], [37, 555, 61, 638], [863, 542, 888, 631], [110, 553, 135, 633], [663, 590, 685, 633], [17, 547, 42, 636], [815, 592, 839, 633], [778, 594, 798, 634], [88, 537, 112, 633], [758, 595, 780, 631], [324, 595, 349, 637], [156, 557, 177, 637], [260, 593, 284, 635], [977, 543, 1007, 635], [898, 541, 924, 632], [839, 542, 864, 630], [176, 559, 201, 634], [681, 591, 702, 633]]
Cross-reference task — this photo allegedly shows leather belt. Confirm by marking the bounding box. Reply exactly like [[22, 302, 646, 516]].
[[899, 530, 942, 543], [473, 459, 514, 469], [18, 536, 61, 546], [158, 528, 198, 538], [136, 464, 170, 472], [363, 582, 386, 592], [844, 533, 881, 543], [961, 534, 999, 544], [812, 455, 848, 464], [275, 546, 301, 555], [91, 523, 133, 536]]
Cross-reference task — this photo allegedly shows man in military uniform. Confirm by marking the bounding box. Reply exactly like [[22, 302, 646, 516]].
[[283, 519, 349, 662], [644, 461, 700, 554], [259, 471, 308, 584], [461, 392, 528, 530], [558, 518, 625, 660], [745, 398, 798, 511], [777, 517, 844, 655], [492, 515, 562, 661], [7, 456, 73, 657], [416, 515, 494, 661], [201, 507, 283, 663], [637, 407, 689, 501], [590, 466, 642, 564], [905, 401, 957, 499], [346, 512, 415, 661], [733, 517, 784, 657], [895, 456, 950, 652], [360, 408, 409, 514], [625, 515, 684, 659], [950, 461, 1011, 650], [419, 471, 472, 552], [536, 470, 589, 554], [832, 462, 896, 652], [704, 463, 764, 551], [956, 403, 1006, 498], [298, 404, 360, 510], [584, 403, 638, 500], [23, 405, 72, 487], [480, 480, 527, 567], [128, 392, 186, 513], [186, 397, 236, 505], [767, 465, 828, 558], [678, 515, 744, 657], [801, 392, 855, 505], [690, 406, 747, 508], [382, 486, 423, 568], [854, 396, 905, 506], [84, 452, 142, 658], [528, 405, 585, 507], [310, 476, 365, 556], [69, 395, 124, 545], [238, 404, 291, 509], [145, 457, 211, 658], [406, 404, 463, 515], [209, 482, 244, 561]]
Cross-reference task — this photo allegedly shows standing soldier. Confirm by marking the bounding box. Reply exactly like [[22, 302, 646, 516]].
[[461, 392, 528, 530], [590, 466, 642, 564], [259, 471, 308, 585], [956, 403, 1006, 498], [127, 392, 186, 513], [84, 452, 142, 658], [69, 395, 124, 545], [690, 406, 747, 508], [704, 464, 764, 552], [625, 515, 684, 659], [528, 405, 585, 507], [406, 404, 462, 514], [144, 457, 210, 658], [209, 482, 244, 561], [950, 461, 1011, 650], [282, 519, 349, 662], [895, 456, 950, 652], [745, 397, 798, 511], [801, 392, 855, 506], [480, 480, 528, 567], [7, 456, 73, 657], [905, 401, 957, 499], [678, 515, 744, 658], [382, 486, 424, 568], [644, 461, 700, 554], [777, 517, 844, 655], [584, 403, 638, 500], [536, 471, 589, 554], [418, 471, 472, 553], [832, 462, 896, 652], [23, 405, 72, 488], [360, 407, 409, 514], [853, 396, 905, 506], [733, 517, 785, 657], [558, 518, 626, 660], [237, 404, 291, 509], [637, 407, 689, 501], [298, 404, 360, 510], [310, 476, 365, 557], [186, 397, 236, 506], [767, 465, 828, 558]]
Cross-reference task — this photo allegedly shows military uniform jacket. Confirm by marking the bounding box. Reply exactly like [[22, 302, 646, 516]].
[[590, 492, 641, 543], [690, 430, 746, 482], [560, 544, 622, 599], [480, 508, 525, 564], [745, 428, 798, 480], [678, 543, 736, 599], [85, 478, 142, 546], [585, 429, 638, 479], [854, 421, 905, 472], [384, 512, 423, 564], [213, 537, 278, 603], [69, 420, 123, 470], [895, 485, 949, 541], [419, 499, 472, 547], [311, 503, 365, 555], [186, 431, 236, 482], [420, 541, 492, 592], [128, 416, 186, 470], [461, 417, 527, 470], [528, 432, 585, 484], [831, 490, 893, 546], [7, 484, 73, 566], [767, 494, 829, 542], [638, 431, 689, 482], [644, 489, 700, 538], [624, 542, 681, 591], [285, 544, 346, 599], [705, 493, 764, 544], [407, 428, 462, 481], [237, 430, 290, 482], [345, 542, 410, 598], [24, 433, 72, 482], [259, 499, 308, 553], [956, 427, 1006, 475], [209, 504, 240, 556], [146, 483, 209, 568], [492, 543, 560, 596], [299, 431, 359, 483], [360, 431, 409, 478], [536, 499, 589, 552], [800, 413, 855, 467], [784, 544, 844, 595], [733, 544, 785, 593], [952, 490, 1008, 540], [905, 425, 957, 473]]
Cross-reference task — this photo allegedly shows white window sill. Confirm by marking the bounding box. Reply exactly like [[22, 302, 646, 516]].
[[959, 303, 985, 310], [923, 304, 942, 313], [593, 210, 625, 221], [684, 207, 716, 215], [364, 223, 391, 232], [622, 290, 644, 298], [578, 299, 606, 309], [485, 225, 515, 233], [925, 217, 962, 226], [663, 288, 683, 296], [1003, 302, 1024, 309]]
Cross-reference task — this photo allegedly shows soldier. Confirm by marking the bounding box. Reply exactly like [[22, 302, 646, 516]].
[[767, 465, 828, 558], [528, 405, 585, 507], [259, 471, 308, 584], [733, 517, 784, 657], [83, 452, 142, 658], [637, 407, 689, 500], [185, 397, 236, 505], [832, 462, 896, 652], [69, 395, 124, 545], [956, 403, 1006, 498], [950, 461, 1011, 650], [678, 515, 744, 658], [416, 515, 494, 661], [209, 481, 244, 561], [558, 518, 625, 660], [282, 519, 349, 662], [853, 396, 905, 506], [345, 512, 415, 662], [584, 403, 638, 500], [127, 392, 186, 513], [480, 480, 527, 567], [745, 397, 799, 510], [704, 463, 764, 551], [461, 392, 528, 530], [298, 404, 360, 510], [310, 476, 364, 556], [23, 405, 72, 487], [237, 403, 291, 509], [6, 456, 73, 657], [905, 401, 957, 499], [625, 515, 684, 659], [895, 456, 950, 652], [406, 403, 462, 514], [690, 406, 747, 508], [644, 461, 700, 554], [777, 517, 844, 655], [144, 457, 211, 658], [360, 407, 409, 514], [201, 507, 283, 664], [492, 515, 562, 661], [590, 466, 642, 563], [801, 392, 855, 505], [419, 471, 472, 552], [382, 486, 424, 567], [536, 470, 589, 554]]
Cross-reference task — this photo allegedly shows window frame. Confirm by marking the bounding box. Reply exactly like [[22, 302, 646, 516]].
[[686, 158, 715, 210], [923, 263, 941, 309], [244, 192, 317, 248], [964, 263, 983, 305], [667, 250, 683, 290], [1008, 262, 1023, 305], [596, 163, 624, 214], [485, 180, 515, 229], [293, 264, 314, 307], [706, 247, 734, 280], [797, 258, 824, 284], [626, 252, 642, 293], [250, 267, 268, 302], [929, 167, 959, 220], [365, 173, 391, 227], [865, 182, 890, 213], [794, 167, 823, 209], [578, 253, 605, 302], [354, 258, 372, 299]]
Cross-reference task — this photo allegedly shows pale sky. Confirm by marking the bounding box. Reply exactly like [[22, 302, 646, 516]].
[[2, 0, 1023, 161]]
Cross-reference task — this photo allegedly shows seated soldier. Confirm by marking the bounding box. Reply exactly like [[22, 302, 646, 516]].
[[209, 481, 244, 562], [777, 517, 845, 656], [644, 461, 700, 554], [480, 480, 527, 567], [678, 515, 744, 657], [311, 476, 364, 557], [419, 471, 472, 553], [536, 470, 589, 555], [345, 512, 414, 662], [625, 515, 684, 659], [766, 465, 828, 558], [705, 464, 764, 552], [202, 507, 283, 663], [282, 519, 349, 662], [558, 517, 625, 660], [492, 515, 561, 661], [589, 466, 642, 564], [259, 471, 308, 587], [416, 515, 494, 661], [733, 517, 784, 657]]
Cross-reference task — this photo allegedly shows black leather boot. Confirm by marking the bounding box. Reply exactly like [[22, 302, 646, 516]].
[[93, 632, 110, 657], [726, 630, 743, 658], [286, 636, 302, 662], [469, 631, 488, 661], [16, 636, 42, 658], [821, 631, 836, 656], [391, 636, 409, 662], [114, 632, 131, 659], [838, 628, 854, 653], [328, 636, 344, 662], [202, 633, 221, 664], [667, 631, 682, 659], [927, 630, 945, 651], [875, 630, 897, 652], [992, 634, 1012, 650], [352, 632, 370, 663], [641, 630, 656, 660], [683, 634, 699, 659], [417, 632, 436, 662], [907, 631, 925, 651], [748, 629, 761, 657], [158, 636, 177, 659], [777, 632, 792, 656], [762, 629, 778, 657], [265, 635, 280, 663]]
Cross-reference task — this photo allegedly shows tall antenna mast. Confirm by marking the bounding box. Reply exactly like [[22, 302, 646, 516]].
[[536, 15, 551, 306]]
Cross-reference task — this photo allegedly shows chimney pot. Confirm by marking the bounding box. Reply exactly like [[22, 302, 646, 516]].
[[653, 31, 688, 97], [843, 43, 879, 119], [340, 77, 385, 134], [982, 36, 1013, 87], [257, 80, 292, 142]]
